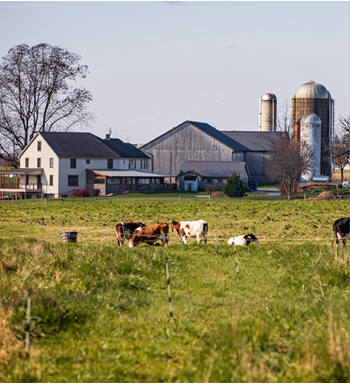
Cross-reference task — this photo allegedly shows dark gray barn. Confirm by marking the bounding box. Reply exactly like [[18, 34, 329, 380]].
[[141, 120, 279, 184]]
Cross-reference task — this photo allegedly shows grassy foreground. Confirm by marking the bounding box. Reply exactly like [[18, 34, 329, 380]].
[[0, 195, 349, 382]]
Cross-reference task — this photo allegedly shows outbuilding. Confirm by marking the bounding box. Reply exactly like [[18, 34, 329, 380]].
[[177, 161, 250, 191]]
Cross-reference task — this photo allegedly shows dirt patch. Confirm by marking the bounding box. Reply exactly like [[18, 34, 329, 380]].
[[210, 191, 226, 198], [307, 190, 338, 201]]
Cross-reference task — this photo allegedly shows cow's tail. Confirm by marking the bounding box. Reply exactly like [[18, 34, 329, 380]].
[[203, 222, 208, 244]]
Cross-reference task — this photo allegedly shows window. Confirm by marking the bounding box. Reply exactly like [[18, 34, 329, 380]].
[[25, 158, 29, 168], [127, 178, 131, 184], [94, 178, 105, 184], [49, 158, 54, 168], [86, 159, 90, 164], [37, 158, 41, 167], [207, 179, 213, 184], [70, 158, 76, 169], [25, 175, 29, 185], [37, 141, 41, 151], [139, 178, 150, 184], [49, 175, 53, 186], [218, 179, 223, 184], [107, 159, 113, 169], [68, 175, 79, 186]]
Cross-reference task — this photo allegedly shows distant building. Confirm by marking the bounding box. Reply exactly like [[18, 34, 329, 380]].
[[0, 132, 172, 200], [178, 161, 250, 191], [141, 120, 278, 187]]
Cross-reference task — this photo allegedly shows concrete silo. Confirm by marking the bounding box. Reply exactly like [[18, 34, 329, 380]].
[[259, 93, 277, 131], [299, 113, 322, 181], [292, 81, 334, 176]]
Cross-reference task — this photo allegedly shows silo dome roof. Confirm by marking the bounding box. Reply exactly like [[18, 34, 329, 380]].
[[261, 93, 277, 101], [300, 113, 322, 124], [293, 81, 331, 99]]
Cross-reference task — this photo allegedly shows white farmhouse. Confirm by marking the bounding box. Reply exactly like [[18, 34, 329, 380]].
[[0, 132, 173, 199]]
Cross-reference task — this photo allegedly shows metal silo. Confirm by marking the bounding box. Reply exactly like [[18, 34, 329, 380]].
[[291, 81, 334, 176], [259, 93, 277, 131], [300, 113, 322, 181]]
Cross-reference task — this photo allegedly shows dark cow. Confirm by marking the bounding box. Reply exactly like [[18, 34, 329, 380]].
[[332, 217, 350, 247], [171, 220, 208, 244], [227, 233, 258, 246], [115, 221, 146, 246], [129, 223, 169, 247]]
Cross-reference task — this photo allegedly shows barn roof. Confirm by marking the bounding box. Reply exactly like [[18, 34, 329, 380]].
[[178, 161, 250, 178], [140, 121, 250, 152], [37, 132, 149, 159], [220, 131, 281, 151]]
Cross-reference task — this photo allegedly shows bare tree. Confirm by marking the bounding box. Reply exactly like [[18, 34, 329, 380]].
[[276, 99, 292, 138], [339, 114, 350, 135], [267, 135, 313, 199], [332, 115, 350, 182], [0, 43, 94, 167]]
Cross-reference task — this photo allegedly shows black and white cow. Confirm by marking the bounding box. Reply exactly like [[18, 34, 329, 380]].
[[332, 217, 350, 247], [227, 233, 258, 246]]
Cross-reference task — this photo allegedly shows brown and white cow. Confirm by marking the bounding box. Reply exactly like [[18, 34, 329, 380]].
[[128, 223, 169, 247], [115, 221, 146, 246], [171, 220, 208, 244]]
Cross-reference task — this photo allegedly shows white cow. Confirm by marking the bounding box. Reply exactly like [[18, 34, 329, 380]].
[[227, 233, 258, 246], [171, 220, 208, 244]]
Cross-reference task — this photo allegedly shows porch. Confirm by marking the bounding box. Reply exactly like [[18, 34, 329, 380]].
[[0, 168, 43, 200]]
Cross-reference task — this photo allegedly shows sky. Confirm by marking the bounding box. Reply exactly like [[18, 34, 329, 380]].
[[0, 1, 349, 145]]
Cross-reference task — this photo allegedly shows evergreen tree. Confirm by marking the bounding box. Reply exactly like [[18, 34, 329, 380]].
[[223, 173, 246, 197]]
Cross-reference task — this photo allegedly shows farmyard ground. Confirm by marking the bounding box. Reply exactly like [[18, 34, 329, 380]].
[[0, 193, 349, 382]]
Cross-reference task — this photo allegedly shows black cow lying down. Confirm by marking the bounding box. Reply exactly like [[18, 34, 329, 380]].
[[332, 217, 350, 247]]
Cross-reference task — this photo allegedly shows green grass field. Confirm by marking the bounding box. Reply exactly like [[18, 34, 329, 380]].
[[0, 193, 349, 382]]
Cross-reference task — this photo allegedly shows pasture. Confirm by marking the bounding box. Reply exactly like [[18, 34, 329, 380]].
[[0, 193, 349, 382]]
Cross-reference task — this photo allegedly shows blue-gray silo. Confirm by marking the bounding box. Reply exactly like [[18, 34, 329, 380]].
[[259, 93, 277, 131], [300, 113, 322, 181], [292, 81, 334, 176]]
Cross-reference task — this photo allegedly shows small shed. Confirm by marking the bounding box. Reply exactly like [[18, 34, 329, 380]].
[[177, 161, 250, 191]]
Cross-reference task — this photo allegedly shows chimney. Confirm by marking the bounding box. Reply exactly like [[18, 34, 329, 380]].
[[106, 134, 110, 140]]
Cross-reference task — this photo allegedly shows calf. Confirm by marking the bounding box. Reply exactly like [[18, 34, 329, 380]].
[[171, 220, 208, 245], [129, 223, 169, 247], [332, 217, 350, 247], [227, 233, 258, 246], [115, 221, 146, 246]]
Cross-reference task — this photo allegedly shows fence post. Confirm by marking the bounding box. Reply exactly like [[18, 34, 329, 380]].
[[94, 197, 96, 203], [209, 195, 211, 203], [165, 255, 174, 323], [195, 195, 197, 202], [45, 198, 47, 204], [235, 244, 239, 274], [179, 195, 181, 203], [304, 193, 306, 200], [215, 231, 217, 264], [110, 197, 112, 203], [25, 288, 32, 359]]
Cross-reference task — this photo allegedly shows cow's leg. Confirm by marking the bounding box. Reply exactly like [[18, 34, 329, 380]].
[[196, 234, 201, 244], [182, 236, 187, 245], [337, 232, 342, 247]]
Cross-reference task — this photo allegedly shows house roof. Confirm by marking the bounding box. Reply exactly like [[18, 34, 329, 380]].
[[178, 161, 250, 178], [38, 132, 149, 159], [0, 168, 43, 175], [99, 139, 149, 159], [89, 169, 173, 178], [140, 121, 250, 152], [220, 131, 281, 151]]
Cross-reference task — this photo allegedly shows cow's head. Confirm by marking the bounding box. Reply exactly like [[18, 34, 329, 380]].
[[171, 221, 180, 232], [244, 233, 258, 245], [128, 227, 142, 247]]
